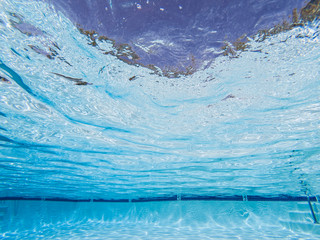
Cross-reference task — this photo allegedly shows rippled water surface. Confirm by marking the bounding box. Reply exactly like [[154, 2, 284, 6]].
[[0, 0, 320, 239]]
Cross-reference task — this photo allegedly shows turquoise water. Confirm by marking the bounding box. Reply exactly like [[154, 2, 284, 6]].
[[0, 0, 320, 239], [0, 200, 320, 239]]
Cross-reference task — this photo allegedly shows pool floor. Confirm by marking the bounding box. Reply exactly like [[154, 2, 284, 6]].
[[1, 200, 320, 239]]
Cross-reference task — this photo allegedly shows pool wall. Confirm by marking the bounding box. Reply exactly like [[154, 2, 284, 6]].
[[1, 200, 319, 238]]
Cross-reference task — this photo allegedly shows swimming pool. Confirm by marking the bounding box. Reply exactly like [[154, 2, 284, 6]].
[[1, 200, 319, 239], [0, 0, 320, 239]]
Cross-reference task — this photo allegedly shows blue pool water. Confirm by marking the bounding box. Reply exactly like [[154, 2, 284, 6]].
[[0, 0, 320, 239], [1, 200, 320, 239]]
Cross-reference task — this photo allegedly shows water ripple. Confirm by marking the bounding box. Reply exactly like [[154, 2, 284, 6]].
[[0, 0, 319, 201]]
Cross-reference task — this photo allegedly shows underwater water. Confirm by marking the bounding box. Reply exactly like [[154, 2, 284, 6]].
[[1, 200, 320, 239], [0, 0, 320, 239]]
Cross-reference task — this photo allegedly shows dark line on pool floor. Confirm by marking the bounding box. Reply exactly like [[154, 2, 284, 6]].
[[0, 195, 318, 203]]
